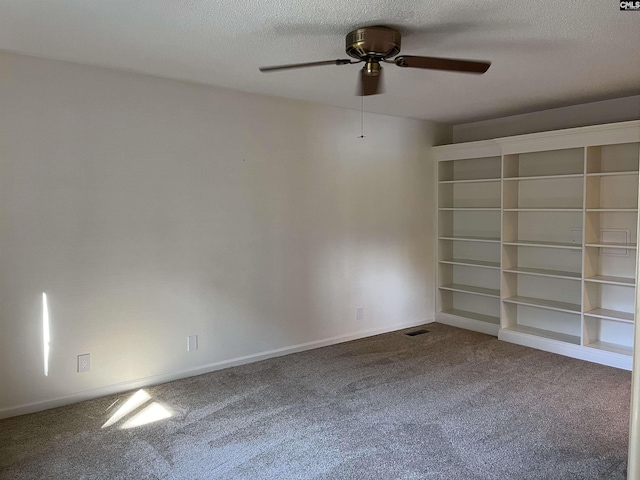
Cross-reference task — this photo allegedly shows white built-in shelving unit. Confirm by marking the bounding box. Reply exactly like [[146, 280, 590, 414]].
[[437, 147, 502, 335], [434, 121, 640, 369]]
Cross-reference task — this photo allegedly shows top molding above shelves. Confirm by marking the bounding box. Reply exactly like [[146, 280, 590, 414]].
[[433, 120, 640, 160]]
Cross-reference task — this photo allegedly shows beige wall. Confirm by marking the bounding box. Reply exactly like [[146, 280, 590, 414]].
[[0, 51, 446, 417], [452, 96, 640, 143]]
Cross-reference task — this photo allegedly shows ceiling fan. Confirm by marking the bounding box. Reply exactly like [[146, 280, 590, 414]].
[[259, 26, 491, 96]]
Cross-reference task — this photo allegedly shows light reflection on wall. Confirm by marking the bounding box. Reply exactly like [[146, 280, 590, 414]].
[[102, 389, 172, 429], [43, 293, 50, 377]]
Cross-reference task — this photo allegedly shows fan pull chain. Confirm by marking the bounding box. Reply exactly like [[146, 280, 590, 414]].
[[359, 96, 365, 139]]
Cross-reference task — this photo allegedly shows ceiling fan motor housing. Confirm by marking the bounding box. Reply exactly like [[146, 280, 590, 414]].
[[345, 26, 401, 60]]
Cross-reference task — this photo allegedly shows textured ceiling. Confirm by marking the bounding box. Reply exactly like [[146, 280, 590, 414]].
[[0, 0, 638, 123]]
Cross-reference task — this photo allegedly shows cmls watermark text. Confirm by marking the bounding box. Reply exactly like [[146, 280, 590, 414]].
[[620, 1, 640, 10]]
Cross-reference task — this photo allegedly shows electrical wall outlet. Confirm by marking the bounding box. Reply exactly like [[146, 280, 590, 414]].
[[570, 228, 582, 253], [356, 307, 364, 321], [78, 354, 90, 373], [570, 228, 582, 244], [187, 335, 198, 352]]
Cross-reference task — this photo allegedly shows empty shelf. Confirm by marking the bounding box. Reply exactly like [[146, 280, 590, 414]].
[[584, 341, 633, 356], [503, 296, 581, 314], [439, 284, 500, 298], [584, 308, 635, 323], [503, 266, 581, 280], [585, 242, 637, 249], [439, 236, 500, 243], [503, 240, 578, 249], [503, 173, 584, 181], [439, 177, 502, 184], [439, 258, 500, 269], [439, 207, 501, 211], [586, 171, 639, 177], [440, 309, 500, 325], [503, 208, 582, 212], [502, 325, 580, 345], [584, 275, 635, 286], [586, 208, 638, 212]]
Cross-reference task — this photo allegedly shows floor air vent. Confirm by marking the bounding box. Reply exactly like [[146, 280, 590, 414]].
[[405, 329, 429, 337]]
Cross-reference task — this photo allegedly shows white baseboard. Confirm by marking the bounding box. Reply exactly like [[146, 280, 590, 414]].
[[0, 318, 433, 419]]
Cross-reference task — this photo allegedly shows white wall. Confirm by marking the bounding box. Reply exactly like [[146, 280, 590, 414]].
[[452, 96, 640, 143], [0, 51, 447, 417]]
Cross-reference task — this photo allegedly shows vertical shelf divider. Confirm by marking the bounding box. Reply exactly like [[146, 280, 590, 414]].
[[580, 146, 589, 347]]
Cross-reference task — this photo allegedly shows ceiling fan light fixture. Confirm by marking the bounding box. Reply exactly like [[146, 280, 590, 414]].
[[364, 59, 381, 76]]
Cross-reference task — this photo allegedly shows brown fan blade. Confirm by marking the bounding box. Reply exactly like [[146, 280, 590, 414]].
[[394, 55, 490, 74], [259, 59, 355, 72], [357, 67, 384, 96]]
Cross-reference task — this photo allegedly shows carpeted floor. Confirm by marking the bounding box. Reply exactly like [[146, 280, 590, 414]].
[[0, 323, 632, 479]]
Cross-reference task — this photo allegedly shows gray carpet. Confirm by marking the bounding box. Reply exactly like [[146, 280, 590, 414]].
[[0, 323, 632, 479]]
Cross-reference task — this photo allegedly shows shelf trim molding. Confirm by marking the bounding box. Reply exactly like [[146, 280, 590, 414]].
[[432, 142, 501, 161], [496, 120, 640, 155]]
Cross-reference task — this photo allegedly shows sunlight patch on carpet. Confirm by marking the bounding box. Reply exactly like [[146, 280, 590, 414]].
[[102, 389, 171, 429], [121, 402, 172, 429]]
